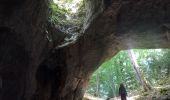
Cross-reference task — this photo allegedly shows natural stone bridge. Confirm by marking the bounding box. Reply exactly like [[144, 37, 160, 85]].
[[0, 0, 170, 100]]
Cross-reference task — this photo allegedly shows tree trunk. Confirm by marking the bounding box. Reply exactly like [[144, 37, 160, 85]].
[[111, 82, 116, 98], [95, 72, 100, 97], [128, 49, 151, 91]]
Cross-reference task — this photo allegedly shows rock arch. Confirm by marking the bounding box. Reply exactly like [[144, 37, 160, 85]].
[[0, 0, 170, 100]]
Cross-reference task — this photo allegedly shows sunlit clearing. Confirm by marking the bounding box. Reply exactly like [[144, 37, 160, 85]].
[[53, 0, 83, 13], [85, 49, 170, 100]]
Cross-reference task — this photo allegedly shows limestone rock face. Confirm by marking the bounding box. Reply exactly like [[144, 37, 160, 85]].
[[0, 0, 50, 100], [0, 0, 170, 100]]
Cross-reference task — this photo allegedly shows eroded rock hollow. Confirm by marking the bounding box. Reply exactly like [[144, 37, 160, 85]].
[[0, 0, 170, 100]]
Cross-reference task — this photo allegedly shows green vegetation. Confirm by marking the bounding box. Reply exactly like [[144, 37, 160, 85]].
[[48, 0, 85, 31], [86, 49, 170, 99], [136, 82, 170, 100]]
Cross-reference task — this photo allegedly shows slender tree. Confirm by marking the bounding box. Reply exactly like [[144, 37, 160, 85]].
[[95, 72, 100, 97], [128, 49, 151, 91]]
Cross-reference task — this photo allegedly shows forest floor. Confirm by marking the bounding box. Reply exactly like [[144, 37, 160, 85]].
[[135, 76, 170, 100], [135, 85, 170, 100], [110, 85, 170, 100], [84, 85, 170, 100], [83, 93, 104, 100]]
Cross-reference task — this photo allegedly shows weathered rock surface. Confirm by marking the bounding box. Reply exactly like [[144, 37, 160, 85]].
[[0, 0, 170, 100]]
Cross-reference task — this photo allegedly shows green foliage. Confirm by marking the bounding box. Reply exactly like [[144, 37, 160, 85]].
[[134, 49, 170, 84], [136, 83, 170, 100], [160, 88, 168, 95], [143, 92, 149, 96], [48, 0, 85, 31], [86, 49, 170, 99], [158, 76, 170, 85], [86, 51, 139, 98], [49, 1, 70, 27]]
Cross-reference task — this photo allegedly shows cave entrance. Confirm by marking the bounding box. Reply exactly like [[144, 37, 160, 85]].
[[84, 49, 170, 100]]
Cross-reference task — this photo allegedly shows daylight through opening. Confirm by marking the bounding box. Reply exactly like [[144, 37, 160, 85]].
[[85, 49, 170, 100]]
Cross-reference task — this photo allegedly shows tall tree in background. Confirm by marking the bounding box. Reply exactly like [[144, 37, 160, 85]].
[[128, 49, 151, 91]]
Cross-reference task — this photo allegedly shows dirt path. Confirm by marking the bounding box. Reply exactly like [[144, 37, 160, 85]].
[[111, 85, 170, 100], [110, 95, 140, 100], [84, 85, 170, 100]]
